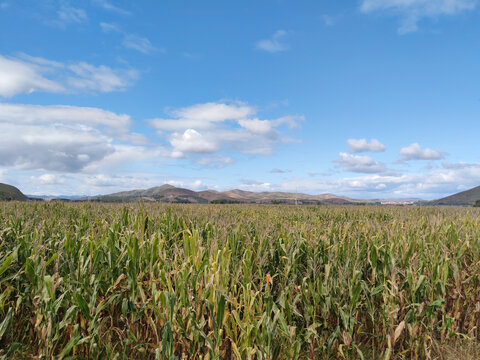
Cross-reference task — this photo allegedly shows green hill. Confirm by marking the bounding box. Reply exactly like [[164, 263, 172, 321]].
[[87, 184, 370, 204], [0, 183, 28, 201], [429, 185, 480, 206], [88, 184, 210, 204]]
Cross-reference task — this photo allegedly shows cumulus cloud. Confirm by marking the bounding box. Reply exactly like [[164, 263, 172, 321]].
[[0, 123, 113, 172], [149, 101, 303, 158], [336, 152, 388, 173], [0, 99, 301, 187], [360, 0, 477, 34], [256, 30, 289, 53], [170, 129, 219, 157], [400, 143, 445, 160], [0, 103, 154, 173], [0, 53, 137, 97], [347, 138, 386, 153]]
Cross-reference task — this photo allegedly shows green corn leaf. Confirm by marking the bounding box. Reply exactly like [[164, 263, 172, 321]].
[[0, 307, 13, 340]]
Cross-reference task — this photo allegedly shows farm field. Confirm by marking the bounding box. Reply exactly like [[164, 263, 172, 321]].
[[1, 202, 480, 359]]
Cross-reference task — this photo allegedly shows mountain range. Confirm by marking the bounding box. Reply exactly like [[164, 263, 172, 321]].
[[2, 182, 480, 206], [86, 184, 417, 205]]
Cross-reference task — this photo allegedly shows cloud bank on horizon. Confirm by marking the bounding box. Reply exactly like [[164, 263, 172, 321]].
[[0, 0, 479, 199]]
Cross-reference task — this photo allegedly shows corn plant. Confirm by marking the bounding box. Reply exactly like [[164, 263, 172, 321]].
[[0, 202, 480, 359]]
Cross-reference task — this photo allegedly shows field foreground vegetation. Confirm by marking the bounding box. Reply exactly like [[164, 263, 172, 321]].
[[1, 203, 480, 359]]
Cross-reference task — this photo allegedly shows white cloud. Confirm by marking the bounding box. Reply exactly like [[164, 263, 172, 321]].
[[150, 101, 302, 158], [0, 103, 131, 133], [57, 5, 88, 25], [0, 55, 64, 97], [0, 122, 113, 172], [360, 0, 477, 34], [0, 99, 301, 181], [273, 115, 303, 128], [168, 102, 255, 125], [166, 179, 208, 190], [100, 22, 120, 33], [256, 30, 289, 53], [67, 62, 138, 92], [196, 156, 234, 168], [238, 118, 273, 135], [336, 152, 388, 173], [33, 174, 66, 185], [123, 34, 156, 54], [400, 143, 445, 160], [170, 129, 219, 157], [82, 173, 162, 189], [0, 103, 155, 173], [83, 144, 167, 173], [0, 53, 137, 97], [93, 0, 131, 15], [100, 23, 156, 54], [347, 138, 386, 153], [239, 182, 272, 192]]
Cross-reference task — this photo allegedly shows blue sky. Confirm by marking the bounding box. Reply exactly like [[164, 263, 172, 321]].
[[1, 0, 479, 199]]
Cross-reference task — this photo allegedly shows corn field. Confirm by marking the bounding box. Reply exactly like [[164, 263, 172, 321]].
[[1, 202, 480, 359]]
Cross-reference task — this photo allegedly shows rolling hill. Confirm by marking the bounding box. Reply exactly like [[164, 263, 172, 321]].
[[428, 185, 480, 206], [0, 183, 28, 201], [87, 185, 375, 204], [88, 184, 209, 204]]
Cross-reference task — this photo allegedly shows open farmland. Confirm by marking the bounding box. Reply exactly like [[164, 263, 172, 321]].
[[1, 203, 480, 359]]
